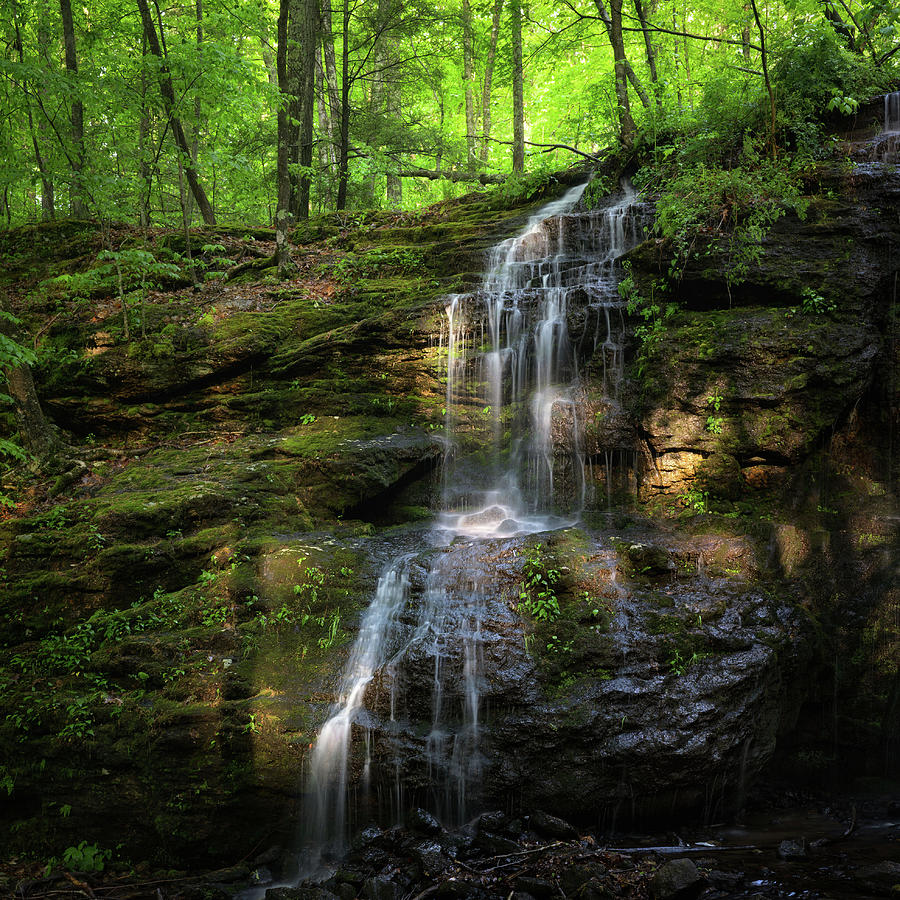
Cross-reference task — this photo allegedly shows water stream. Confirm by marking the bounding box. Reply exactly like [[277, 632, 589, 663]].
[[296, 181, 644, 875], [885, 90, 900, 134]]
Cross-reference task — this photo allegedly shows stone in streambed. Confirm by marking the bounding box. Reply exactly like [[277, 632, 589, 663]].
[[363, 876, 401, 900], [514, 876, 556, 897], [408, 807, 442, 835], [776, 838, 807, 860], [649, 858, 704, 900], [529, 810, 578, 839]]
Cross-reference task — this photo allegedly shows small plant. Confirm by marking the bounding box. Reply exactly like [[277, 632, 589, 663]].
[[800, 287, 836, 315], [705, 388, 724, 433], [299, 413, 317, 425], [681, 487, 710, 515], [518, 543, 561, 622], [668, 648, 707, 676], [61, 841, 112, 873]]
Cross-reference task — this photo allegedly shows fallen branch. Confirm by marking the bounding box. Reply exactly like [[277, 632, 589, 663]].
[[397, 167, 506, 184]]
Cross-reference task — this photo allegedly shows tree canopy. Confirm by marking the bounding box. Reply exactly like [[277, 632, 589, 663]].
[[0, 0, 896, 226]]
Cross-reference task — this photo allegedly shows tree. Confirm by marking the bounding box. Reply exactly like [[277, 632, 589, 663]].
[[135, 0, 216, 225], [510, 0, 525, 173], [59, 0, 86, 217], [0, 300, 58, 461]]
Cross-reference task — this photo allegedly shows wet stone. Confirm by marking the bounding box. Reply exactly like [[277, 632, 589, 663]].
[[409, 807, 442, 835], [776, 838, 807, 860], [475, 831, 521, 855], [477, 810, 510, 833], [560, 865, 595, 893], [414, 840, 447, 875], [363, 875, 401, 900], [581, 881, 616, 900], [437, 878, 476, 898], [250, 866, 274, 886], [354, 825, 385, 848], [514, 876, 556, 897], [649, 858, 704, 900], [529, 810, 578, 839]]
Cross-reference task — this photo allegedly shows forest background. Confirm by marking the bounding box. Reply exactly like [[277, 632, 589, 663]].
[[1, 0, 898, 230]]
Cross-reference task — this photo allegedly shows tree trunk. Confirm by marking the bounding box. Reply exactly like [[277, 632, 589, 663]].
[[633, 0, 659, 97], [22, 4, 55, 220], [479, 0, 502, 163], [296, 0, 318, 220], [276, 0, 298, 273], [609, 0, 636, 145], [336, 0, 350, 210], [748, 0, 776, 158], [135, 0, 216, 225], [0, 297, 58, 459], [260, 18, 278, 85], [59, 0, 87, 217], [462, 0, 477, 168], [373, 0, 401, 206], [593, 0, 650, 110], [138, 33, 153, 229], [510, 0, 525, 173]]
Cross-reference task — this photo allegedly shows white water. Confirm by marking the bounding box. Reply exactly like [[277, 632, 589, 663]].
[[294, 180, 644, 878], [441, 180, 642, 536], [885, 91, 900, 134]]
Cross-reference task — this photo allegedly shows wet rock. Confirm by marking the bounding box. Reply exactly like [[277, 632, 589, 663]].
[[334, 868, 365, 887], [252, 846, 284, 868], [363, 875, 401, 900], [267, 887, 336, 900], [437, 878, 477, 898], [560, 865, 595, 893], [529, 810, 578, 839], [776, 838, 807, 860], [475, 831, 521, 855], [409, 807, 442, 835], [476, 810, 510, 833], [414, 839, 448, 875], [705, 870, 744, 890], [854, 860, 900, 892], [250, 866, 274, 886], [649, 858, 704, 899], [581, 881, 615, 900], [514, 876, 556, 897], [621, 541, 673, 577], [353, 825, 385, 848]]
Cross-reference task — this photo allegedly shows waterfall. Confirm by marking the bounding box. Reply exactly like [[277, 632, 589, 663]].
[[441, 180, 643, 533], [294, 180, 643, 879], [298, 563, 410, 872], [885, 91, 900, 134]]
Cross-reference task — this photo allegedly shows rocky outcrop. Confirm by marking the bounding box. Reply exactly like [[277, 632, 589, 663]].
[[623, 166, 900, 503]]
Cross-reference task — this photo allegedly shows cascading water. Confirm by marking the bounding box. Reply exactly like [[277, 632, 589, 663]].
[[885, 90, 900, 134], [442, 180, 642, 534], [294, 180, 644, 879]]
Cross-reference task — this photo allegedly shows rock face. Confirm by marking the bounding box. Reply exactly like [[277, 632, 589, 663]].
[[0, 161, 896, 877], [624, 166, 899, 504], [351, 526, 805, 827]]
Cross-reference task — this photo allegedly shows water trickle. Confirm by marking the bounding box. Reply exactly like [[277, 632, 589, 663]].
[[296, 179, 644, 877], [885, 91, 900, 134], [441, 181, 644, 535], [299, 562, 410, 872]]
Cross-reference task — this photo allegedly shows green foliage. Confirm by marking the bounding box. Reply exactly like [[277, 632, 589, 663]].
[[518, 543, 561, 622], [327, 247, 424, 284], [619, 262, 678, 364], [61, 841, 112, 873], [800, 287, 836, 315], [705, 388, 724, 434], [648, 147, 809, 288]]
